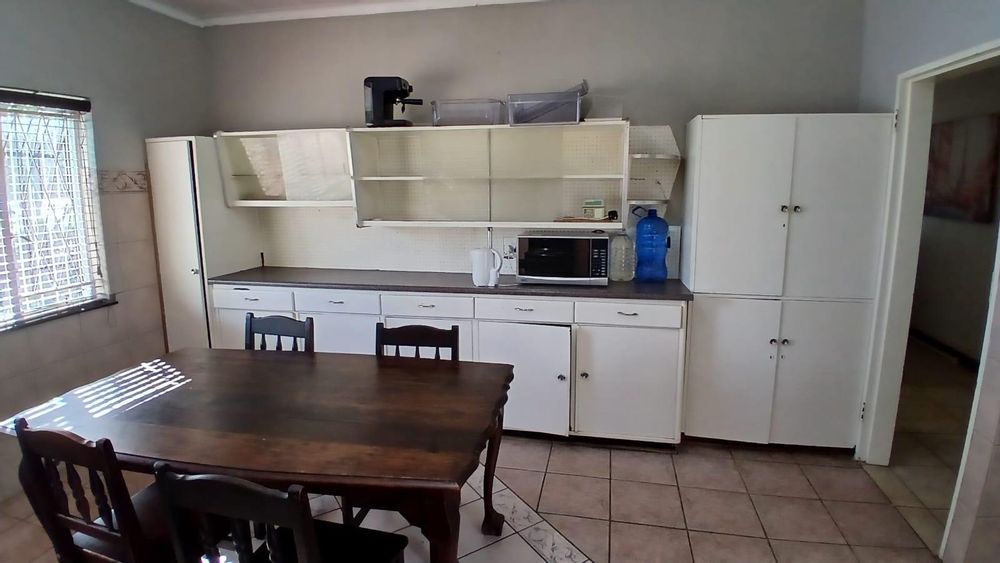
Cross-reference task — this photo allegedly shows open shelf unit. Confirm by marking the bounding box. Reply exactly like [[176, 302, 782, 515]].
[[349, 120, 630, 228]]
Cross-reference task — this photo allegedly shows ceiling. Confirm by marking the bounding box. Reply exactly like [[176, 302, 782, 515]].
[[129, 0, 549, 27]]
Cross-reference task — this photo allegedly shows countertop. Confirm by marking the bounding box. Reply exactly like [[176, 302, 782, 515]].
[[209, 267, 693, 301]]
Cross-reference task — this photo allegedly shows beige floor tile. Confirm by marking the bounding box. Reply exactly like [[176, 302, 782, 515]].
[[537, 474, 609, 520], [862, 465, 922, 507], [28, 550, 57, 563], [675, 454, 746, 492], [0, 521, 53, 563], [930, 509, 949, 525], [611, 480, 684, 528], [851, 546, 938, 562], [611, 449, 676, 485], [467, 463, 507, 497], [824, 502, 923, 548], [889, 434, 945, 467], [456, 500, 516, 557], [792, 451, 859, 468], [0, 515, 19, 535], [547, 444, 610, 478], [611, 521, 692, 563], [460, 534, 542, 562], [309, 495, 339, 516], [895, 507, 943, 553], [802, 466, 888, 503], [752, 495, 845, 544], [495, 468, 544, 508], [689, 531, 774, 563], [542, 513, 609, 563], [491, 488, 542, 531], [890, 465, 956, 509], [520, 521, 588, 563], [738, 460, 817, 498], [770, 540, 858, 562], [495, 437, 552, 472], [915, 434, 966, 469], [680, 487, 764, 537], [0, 493, 34, 521]]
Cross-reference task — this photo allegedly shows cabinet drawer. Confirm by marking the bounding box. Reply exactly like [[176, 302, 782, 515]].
[[294, 289, 380, 315], [381, 294, 474, 319], [575, 301, 683, 328], [475, 298, 573, 323], [212, 286, 294, 312]]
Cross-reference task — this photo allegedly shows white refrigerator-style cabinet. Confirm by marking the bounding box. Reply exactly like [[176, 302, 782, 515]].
[[682, 114, 892, 448]]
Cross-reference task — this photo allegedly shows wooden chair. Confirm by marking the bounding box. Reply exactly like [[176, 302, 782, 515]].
[[374, 322, 459, 363], [245, 312, 315, 352], [153, 462, 407, 563], [14, 418, 173, 563]]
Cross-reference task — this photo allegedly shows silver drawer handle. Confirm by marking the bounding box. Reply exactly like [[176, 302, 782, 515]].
[[617, 311, 639, 316], [329, 300, 345, 304], [514, 307, 535, 312], [418, 304, 436, 308], [244, 297, 260, 302]]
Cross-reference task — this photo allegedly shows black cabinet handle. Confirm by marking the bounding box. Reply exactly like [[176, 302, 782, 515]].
[[780, 204, 789, 212], [557, 374, 567, 381], [769, 338, 778, 345], [580, 372, 590, 379], [781, 338, 790, 345], [793, 205, 802, 213]]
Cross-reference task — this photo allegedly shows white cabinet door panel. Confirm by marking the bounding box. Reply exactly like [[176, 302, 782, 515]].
[[575, 326, 680, 441], [784, 115, 892, 299], [383, 317, 473, 361], [211, 308, 294, 350], [770, 300, 871, 448], [692, 116, 795, 296], [685, 296, 781, 443], [147, 140, 209, 351], [478, 322, 571, 436], [309, 312, 379, 355]]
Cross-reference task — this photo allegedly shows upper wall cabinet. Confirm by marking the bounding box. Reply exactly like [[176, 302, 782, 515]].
[[215, 129, 353, 207], [350, 121, 630, 229]]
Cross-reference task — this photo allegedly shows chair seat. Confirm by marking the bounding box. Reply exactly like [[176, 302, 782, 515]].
[[259, 519, 407, 563], [73, 485, 173, 563]]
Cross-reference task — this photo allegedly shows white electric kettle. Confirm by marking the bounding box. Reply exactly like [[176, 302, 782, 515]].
[[470, 248, 502, 287]]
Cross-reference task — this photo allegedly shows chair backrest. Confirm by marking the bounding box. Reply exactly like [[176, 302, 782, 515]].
[[245, 313, 315, 352], [14, 418, 149, 563], [375, 322, 460, 363], [153, 462, 321, 563]]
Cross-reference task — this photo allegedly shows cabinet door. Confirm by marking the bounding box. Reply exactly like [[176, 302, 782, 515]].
[[309, 313, 380, 355], [685, 297, 781, 443], [770, 300, 871, 447], [383, 317, 473, 361], [784, 115, 892, 299], [147, 140, 209, 351], [575, 326, 681, 441], [692, 116, 795, 296], [211, 308, 295, 350], [478, 322, 571, 436]]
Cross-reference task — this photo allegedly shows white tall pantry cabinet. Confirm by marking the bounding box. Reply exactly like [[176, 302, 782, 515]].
[[682, 114, 892, 448]]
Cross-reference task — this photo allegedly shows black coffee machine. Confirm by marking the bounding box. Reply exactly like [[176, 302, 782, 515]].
[[364, 77, 423, 127]]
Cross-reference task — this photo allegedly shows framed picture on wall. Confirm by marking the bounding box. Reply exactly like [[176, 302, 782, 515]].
[[924, 114, 1000, 222]]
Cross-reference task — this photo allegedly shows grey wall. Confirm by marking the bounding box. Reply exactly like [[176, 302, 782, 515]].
[[859, 0, 1000, 111], [0, 0, 211, 498], [206, 0, 865, 142], [910, 66, 1000, 360]]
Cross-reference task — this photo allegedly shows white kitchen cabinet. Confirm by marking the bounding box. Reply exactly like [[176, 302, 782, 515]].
[[770, 300, 871, 447], [383, 317, 473, 361], [685, 296, 781, 443], [309, 313, 380, 355], [211, 308, 294, 350], [477, 322, 571, 436], [575, 325, 682, 442]]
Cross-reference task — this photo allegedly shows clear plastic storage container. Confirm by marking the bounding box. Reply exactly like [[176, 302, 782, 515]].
[[507, 91, 582, 126], [431, 99, 505, 126]]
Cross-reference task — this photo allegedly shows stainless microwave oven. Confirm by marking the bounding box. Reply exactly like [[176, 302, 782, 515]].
[[516, 231, 609, 286]]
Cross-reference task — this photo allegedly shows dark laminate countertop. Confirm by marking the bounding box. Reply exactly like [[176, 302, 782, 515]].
[[209, 267, 693, 301]]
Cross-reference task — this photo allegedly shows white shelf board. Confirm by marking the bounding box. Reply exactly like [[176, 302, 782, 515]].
[[359, 220, 624, 229], [630, 153, 681, 160], [228, 200, 354, 208], [355, 175, 624, 181]]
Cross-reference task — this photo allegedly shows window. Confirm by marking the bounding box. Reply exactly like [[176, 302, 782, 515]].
[[0, 88, 108, 331]]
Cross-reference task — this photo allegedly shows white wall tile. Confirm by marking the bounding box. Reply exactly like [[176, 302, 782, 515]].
[[116, 286, 163, 335], [116, 239, 159, 292], [0, 330, 32, 380], [23, 315, 85, 366]]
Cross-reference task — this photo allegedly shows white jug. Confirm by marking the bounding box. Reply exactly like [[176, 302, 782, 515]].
[[470, 248, 502, 287]]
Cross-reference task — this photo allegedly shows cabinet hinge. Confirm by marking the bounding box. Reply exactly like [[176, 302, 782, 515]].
[[860, 401, 867, 420], [893, 110, 899, 130]]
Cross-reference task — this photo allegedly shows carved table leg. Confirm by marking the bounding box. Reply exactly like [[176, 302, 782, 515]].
[[401, 488, 462, 563], [481, 408, 505, 535]]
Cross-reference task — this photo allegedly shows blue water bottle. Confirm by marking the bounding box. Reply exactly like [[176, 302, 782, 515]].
[[635, 209, 668, 282]]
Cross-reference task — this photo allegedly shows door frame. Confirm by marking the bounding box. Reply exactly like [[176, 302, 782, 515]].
[[857, 37, 1000, 556]]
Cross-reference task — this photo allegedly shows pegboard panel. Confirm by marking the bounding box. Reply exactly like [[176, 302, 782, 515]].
[[490, 122, 627, 177], [351, 129, 489, 178], [370, 179, 490, 221], [562, 124, 627, 176], [629, 126, 680, 157], [560, 179, 624, 218], [628, 125, 681, 201], [258, 208, 490, 272]]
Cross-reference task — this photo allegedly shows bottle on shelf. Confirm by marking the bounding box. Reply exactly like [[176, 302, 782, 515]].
[[635, 209, 668, 282], [610, 233, 635, 282]]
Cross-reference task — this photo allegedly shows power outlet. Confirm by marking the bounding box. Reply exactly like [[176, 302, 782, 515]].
[[500, 237, 517, 274]]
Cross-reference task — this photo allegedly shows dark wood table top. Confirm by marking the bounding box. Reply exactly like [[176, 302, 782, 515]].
[[2, 348, 513, 493]]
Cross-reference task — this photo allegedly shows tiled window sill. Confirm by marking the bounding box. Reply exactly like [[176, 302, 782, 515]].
[[0, 297, 118, 335]]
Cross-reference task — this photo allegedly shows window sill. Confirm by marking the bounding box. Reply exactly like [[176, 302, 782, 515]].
[[0, 297, 119, 335]]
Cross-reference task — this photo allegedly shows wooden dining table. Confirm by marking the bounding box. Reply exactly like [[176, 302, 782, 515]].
[[1, 348, 514, 563]]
